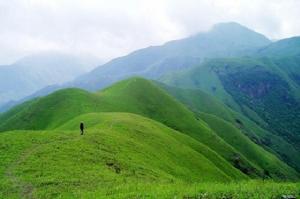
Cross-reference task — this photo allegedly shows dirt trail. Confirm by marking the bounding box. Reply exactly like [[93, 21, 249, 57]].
[[5, 135, 80, 199], [5, 146, 37, 199]]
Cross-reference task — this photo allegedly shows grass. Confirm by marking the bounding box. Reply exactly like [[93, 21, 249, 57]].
[[0, 78, 299, 198], [0, 77, 298, 180], [78, 181, 300, 199], [1, 112, 299, 198], [0, 77, 264, 179], [159, 81, 300, 174], [0, 112, 244, 198], [200, 112, 299, 180]]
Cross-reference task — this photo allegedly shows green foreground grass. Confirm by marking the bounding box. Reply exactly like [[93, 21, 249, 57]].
[[0, 113, 299, 198], [0, 112, 236, 198], [72, 181, 300, 199]]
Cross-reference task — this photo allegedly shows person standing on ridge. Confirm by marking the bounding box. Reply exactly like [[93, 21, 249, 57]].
[[80, 122, 84, 135]]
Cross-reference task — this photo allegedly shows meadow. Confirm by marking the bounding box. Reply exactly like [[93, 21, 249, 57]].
[[0, 78, 299, 199]]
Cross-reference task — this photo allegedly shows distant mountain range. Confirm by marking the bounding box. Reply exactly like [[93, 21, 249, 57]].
[[70, 22, 271, 90], [0, 22, 273, 111], [0, 52, 100, 107]]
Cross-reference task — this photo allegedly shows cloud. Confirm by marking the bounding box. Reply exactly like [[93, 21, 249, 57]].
[[0, 0, 300, 64]]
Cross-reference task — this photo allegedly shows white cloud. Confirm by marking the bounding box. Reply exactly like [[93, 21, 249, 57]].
[[0, 0, 300, 64]]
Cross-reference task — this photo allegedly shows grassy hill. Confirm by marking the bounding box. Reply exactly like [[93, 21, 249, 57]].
[[0, 78, 257, 178], [0, 112, 246, 198], [0, 113, 298, 198], [159, 84, 300, 173], [162, 56, 300, 168], [0, 77, 298, 181], [0, 77, 299, 198], [200, 113, 298, 178]]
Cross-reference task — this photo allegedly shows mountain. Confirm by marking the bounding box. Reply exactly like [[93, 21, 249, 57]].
[[69, 22, 270, 90], [1, 21, 300, 198], [0, 112, 243, 198], [162, 53, 300, 171], [159, 36, 300, 172], [258, 36, 300, 57], [158, 83, 300, 172], [3, 22, 271, 113], [257, 37, 300, 91], [0, 52, 100, 106], [0, 77, 298, 181]]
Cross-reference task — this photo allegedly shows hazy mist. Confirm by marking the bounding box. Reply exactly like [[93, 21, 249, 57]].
[[1, 0, 300, 64]]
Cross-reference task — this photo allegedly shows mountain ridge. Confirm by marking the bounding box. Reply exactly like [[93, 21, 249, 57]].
[[0, 77, 298, 180], [1, 21, 275, 113]]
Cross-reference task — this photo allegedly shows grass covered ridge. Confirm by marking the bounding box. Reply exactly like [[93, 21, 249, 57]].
[[0, 78, 252, 178], [1, 112, 243, 198], [0, 112, 299, 198], [0, 77, 298, 180], [0, 77, 299, 198]]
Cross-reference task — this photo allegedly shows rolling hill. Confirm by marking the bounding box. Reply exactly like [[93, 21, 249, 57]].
[[162, 56, 300, 149], [1, 112, 245, 198], [158, 83, 300, 172], [1, 113, 299, 198], [0, 77, 298, 181], [159, 44, 300, 177]]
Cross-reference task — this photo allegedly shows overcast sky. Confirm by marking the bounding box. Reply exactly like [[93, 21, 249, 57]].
[[1, 0, 300, 64]]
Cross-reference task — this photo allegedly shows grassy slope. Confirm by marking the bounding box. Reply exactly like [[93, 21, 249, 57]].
[[200, 112, 299, 179], [160, 60, 242, 112], [1, 113, 299, 198], [159, 84, 300, 172], [161, 56, 300, 170], [209, 58, 300, 153], [80, 181, 300, 198], [0, 112, 245, 198], [162, 57, 300, 121], [0, 88, 102, 130], [0, 78, 255, 177], [0, 77, 298, 179], [58, 113, 246, 180]]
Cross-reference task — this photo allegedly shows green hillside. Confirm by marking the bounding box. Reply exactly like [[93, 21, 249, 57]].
[[1, 113, 299, 198], [0, 88, 102, 130], [162, 56, 300, 110], [0, 78, 257, 178], [162, 56, 300, 168], [159, 84, 300, 172], [200, 113, 298, 179], [0, 77, 298, 180], [0, 112, 243, 198]]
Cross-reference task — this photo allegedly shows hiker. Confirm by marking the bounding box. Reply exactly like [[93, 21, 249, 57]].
[[80, 122, 84, 135]]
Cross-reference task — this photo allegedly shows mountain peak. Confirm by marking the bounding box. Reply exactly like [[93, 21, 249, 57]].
[[203, 22, 271, 47], [212, 22, 249, 31]]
